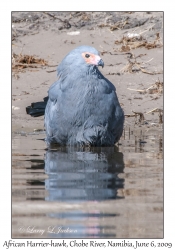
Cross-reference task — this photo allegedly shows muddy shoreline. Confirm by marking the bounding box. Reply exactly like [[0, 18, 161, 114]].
[[12, 11, 163, 137]]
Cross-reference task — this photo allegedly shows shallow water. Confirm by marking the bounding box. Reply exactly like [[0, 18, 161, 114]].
[[12, 128, 163, 238]]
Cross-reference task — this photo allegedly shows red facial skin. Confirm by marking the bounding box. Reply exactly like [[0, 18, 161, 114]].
[[82, 52, 101, 66]]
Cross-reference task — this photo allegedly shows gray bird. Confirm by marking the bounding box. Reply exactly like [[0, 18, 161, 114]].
[[27, 45, 124, 147]]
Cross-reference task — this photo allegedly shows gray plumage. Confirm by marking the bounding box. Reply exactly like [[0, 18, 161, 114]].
[[44, 45, 124, 146]]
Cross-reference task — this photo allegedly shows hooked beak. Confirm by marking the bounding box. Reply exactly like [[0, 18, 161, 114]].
[[98, 58, 104, 68]]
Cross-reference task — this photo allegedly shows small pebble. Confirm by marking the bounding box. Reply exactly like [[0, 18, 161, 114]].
[[67, 31, 80, 36]]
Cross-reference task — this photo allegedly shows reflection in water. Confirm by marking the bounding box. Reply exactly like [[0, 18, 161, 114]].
[[45, 147, 125, 238], [18, 147, 125, 238], [12, 130, 163, 238], [45, 147, 124, 201]]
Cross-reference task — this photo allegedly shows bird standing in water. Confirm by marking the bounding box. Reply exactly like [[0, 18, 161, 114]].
[[26, 45, 124, 147]]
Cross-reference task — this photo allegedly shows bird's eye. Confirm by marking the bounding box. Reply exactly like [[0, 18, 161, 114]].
[[85, 54, 90, 58]]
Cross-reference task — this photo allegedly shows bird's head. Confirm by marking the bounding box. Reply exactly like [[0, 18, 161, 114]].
[[57, 45, 104, 78], [81, 51, 104, 68]]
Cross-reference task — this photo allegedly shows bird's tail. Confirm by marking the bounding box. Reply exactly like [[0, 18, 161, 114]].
[[26, 97, 48, 117]]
